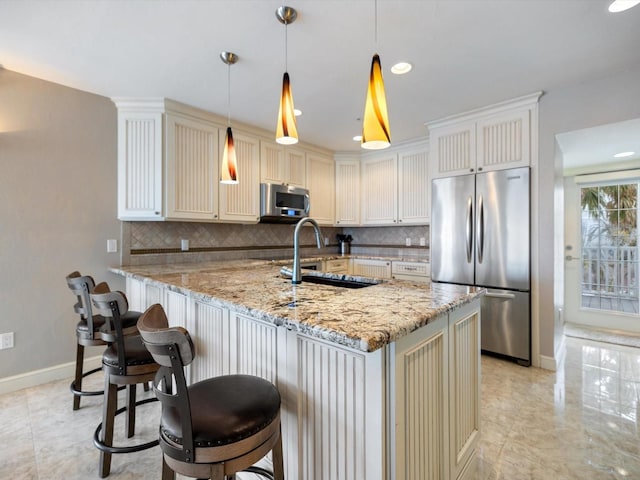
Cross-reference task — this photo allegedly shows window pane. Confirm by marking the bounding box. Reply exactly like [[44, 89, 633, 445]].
[[581, 182, 639, 315]]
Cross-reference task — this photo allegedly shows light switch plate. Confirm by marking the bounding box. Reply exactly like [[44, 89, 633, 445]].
[[107, 239, 118, 253]]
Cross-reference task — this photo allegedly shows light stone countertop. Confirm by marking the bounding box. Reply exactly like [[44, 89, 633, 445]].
[[110, 259, 482, 352]]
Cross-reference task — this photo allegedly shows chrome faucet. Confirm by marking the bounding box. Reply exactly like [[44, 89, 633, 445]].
[[292, 217, 323, 284]]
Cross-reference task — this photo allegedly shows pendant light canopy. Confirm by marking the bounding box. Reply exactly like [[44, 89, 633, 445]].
[[361, 0, 391, 150], [275, 6, 299, 145], [220, 51, 239, 184]]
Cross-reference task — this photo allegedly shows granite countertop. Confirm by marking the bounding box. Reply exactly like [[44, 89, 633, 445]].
[[110, 259, 482, 353]]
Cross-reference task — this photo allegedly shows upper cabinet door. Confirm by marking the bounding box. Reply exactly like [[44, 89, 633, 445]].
[[306, 152, 335, 225], [335, 158, 360, 226], [476, 108, 530, 172], [361, 153, 398, 225], [429, 120, 476, 179], [398, 145, 430, 225], [165, 113, 219, 221], [219, 131, 261, 223], [260, 141, 307, 188], [117, 111, 164, 220]]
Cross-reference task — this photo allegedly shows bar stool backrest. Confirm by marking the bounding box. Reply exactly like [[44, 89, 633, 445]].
[[66, 271, 99, 339]]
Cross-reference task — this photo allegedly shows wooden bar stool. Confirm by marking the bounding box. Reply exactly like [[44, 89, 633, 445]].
[[90, 283, 160, 478], [66, 271, 109, 410], [137, 304, 285, 480]]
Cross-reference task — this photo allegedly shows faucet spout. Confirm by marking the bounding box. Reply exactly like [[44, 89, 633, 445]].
[[292, 217, 323, 284]]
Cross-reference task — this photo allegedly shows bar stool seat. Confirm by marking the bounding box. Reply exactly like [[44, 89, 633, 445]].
[[90, 283, 160, 478], [66, 272, 108, 410], [138, 304, 285, 480], [66, 272, 141, 411]]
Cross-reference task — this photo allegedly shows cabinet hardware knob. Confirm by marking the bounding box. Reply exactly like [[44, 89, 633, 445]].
[[478, 167, 483, 171], [470, 168, 474, 172]]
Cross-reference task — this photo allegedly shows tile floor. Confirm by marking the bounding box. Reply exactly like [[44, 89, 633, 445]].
[[1, 335, 639, 479]]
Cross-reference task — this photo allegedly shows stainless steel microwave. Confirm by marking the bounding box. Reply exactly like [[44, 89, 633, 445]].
[[259, 183, 310, 223]]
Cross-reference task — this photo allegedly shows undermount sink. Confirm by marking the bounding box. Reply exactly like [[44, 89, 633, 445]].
[[300, 275, 378, 289]]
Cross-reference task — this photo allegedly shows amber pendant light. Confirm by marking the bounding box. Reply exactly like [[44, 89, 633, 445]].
[[275, 6, 299, 145], [220, 51, 239, 184], [361, 0, 391, 150]]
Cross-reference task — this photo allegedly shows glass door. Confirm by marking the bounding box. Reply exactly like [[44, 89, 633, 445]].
[[564, 177, 640, 333]]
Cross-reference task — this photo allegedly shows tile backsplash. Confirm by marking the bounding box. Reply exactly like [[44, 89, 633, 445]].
[[121, 221, 429, 265]]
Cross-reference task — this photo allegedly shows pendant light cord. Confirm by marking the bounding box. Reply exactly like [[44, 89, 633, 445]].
[[374, 0, 378, 45], [227, 63, 231, 127], [284, 21, 288, 72]]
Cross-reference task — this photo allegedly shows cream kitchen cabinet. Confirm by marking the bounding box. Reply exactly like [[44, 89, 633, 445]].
[[360, 142, 430, 225], [115, 100, 164, 220], [260, 141, 307, 188], [306, 152, 335, 225], [322, 258, 349, 275], [428, 92, 541, 179], [351, 258, 391, 278], [114, 98, 261, 223], [360, 152, 397, 225], [165, 113, 219, 221], [334, 156, 360, 226], [218, 130, 261, 223], [391, 260, 430, 283]]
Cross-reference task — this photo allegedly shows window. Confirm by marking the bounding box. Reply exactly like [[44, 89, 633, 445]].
[[581, 183, 639, 313]]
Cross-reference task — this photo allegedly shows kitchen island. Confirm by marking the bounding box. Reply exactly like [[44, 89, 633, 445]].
[[112, 260, 483, 480]]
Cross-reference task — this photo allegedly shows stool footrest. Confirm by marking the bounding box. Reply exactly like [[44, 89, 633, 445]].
[[93, 397, 159, 454], [70, 366, 104, 397], [243, 466, 275, 479]]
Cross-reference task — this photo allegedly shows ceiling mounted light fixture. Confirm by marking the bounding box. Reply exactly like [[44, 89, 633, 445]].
[[608, 0, 640, 12], [391, 61, 413, 75], [614, 151, 636, 158], [275, 5, 299, 145], [361, 0, 391, 150], [220, 51, 239, 184]]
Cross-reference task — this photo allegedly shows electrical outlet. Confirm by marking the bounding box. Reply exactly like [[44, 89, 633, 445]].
[[0, 332, 14, 350], [324, 237, 329, 246], [405, 238, 412, 247], [419, 237, 426, 247], [181, 239, 190, 251]]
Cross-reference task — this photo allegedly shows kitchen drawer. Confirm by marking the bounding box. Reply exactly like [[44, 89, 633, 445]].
[[323, 258, 349, 274], [392, 261, 430, 278]]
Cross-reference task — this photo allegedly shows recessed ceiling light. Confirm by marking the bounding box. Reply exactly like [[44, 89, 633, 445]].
[[608, 0, 640, 12], [391, 62, 413, 75], [294, 109, 302, 117], [614, 151, 635, 158], [353, 135, 363, 142]]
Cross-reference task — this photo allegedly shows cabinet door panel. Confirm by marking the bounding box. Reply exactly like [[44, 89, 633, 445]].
[[219, 131, 260, 222], [476, 109, 530, 171], [398, 147, 429, 224], [306, 153, 335, 225], [335, 159, 360, 226], [361, 154, 397, 225], [165, 114, 218, 220], [429, 121, 476, 179], [118, 112, 163, 219]]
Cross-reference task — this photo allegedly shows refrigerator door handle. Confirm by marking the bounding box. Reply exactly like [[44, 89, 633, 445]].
[[477, 194, 484, 264], [466, 196, 473, 263], [485, 292, 516, 299]]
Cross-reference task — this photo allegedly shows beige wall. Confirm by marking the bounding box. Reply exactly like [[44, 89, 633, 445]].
[[0, 69, 124, 379]]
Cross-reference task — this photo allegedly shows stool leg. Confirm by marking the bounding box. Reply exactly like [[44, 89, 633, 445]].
[[100, 377, 118, 478], [73, 343, 84, 410], [126, 384, 137, 438], [273, 426, 285, 480], [161, 455, 175, 480]]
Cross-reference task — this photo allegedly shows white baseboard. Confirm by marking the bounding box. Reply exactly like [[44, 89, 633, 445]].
[[539, 354, 557, 371], [0, 355, 102, 395]]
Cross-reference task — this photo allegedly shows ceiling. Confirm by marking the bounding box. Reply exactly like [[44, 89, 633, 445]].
[[1, 0, 640, 153]]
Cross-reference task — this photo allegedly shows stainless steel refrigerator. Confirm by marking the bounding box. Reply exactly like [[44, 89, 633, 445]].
[[431, 167, 530, 366]]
